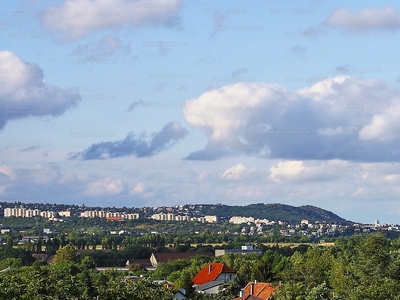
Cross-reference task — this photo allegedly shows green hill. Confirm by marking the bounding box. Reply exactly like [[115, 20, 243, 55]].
[[198, 203, 349, 224]]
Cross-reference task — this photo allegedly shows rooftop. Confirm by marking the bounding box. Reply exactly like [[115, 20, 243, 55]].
[[192, 263, 236, 285]]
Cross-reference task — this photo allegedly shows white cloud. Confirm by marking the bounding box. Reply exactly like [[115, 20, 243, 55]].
[[0, 50, 80, 130], [40, 0, 183, 41], [324, 6, 400, 30], [196, 170, 209, 182], [183, 82, 286, 141], [183, 76, 400, 162], [359, 115, 400, 141], [270, 161, 305, 181], [384, 174, 400, 182], [0, 164, 16, 180], [221, 163, 257, 181], [84, 177, 124, 196], [316, 126, 354, 136], [130, 182, 146, 194]]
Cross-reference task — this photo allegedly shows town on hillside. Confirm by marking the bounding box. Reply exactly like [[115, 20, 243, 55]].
[[1, 202, 398, 245]]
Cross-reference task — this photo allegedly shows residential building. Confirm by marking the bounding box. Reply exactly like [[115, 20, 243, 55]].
[[234, 282, 275, 300], [80, 210, 139, 220], [215, 245, 262, 257], [4, 207, 54, 219], [205, 215, 218, 223], [22, 235, 48, 242], [229, 216, 255, 224], [150, 213, 205, 222], [58, 211, 71, 217], [150, 252, 213, 268], [192, 263, 236, 295]]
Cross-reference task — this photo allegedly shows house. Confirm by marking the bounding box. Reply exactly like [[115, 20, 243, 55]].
[[150, 252, 213, 268], [22, 235, 48, 242], [233, 282, 275, 300], [215, 245, 262, 257], [192, 263, 236, 295], [152, 280, 188, 299], [31, 253, 55, 264], [126, 258, 153, 270], [106, 216, 124, 221], [173, 289, 188, 300]]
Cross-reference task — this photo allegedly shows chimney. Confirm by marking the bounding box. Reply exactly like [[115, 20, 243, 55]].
[[239, 290, 244, 297], [250, 282, 254, 295], [209, 264, 211, 274]]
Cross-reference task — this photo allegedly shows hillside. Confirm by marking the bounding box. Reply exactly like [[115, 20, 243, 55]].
[[198, 203, 350, 224]]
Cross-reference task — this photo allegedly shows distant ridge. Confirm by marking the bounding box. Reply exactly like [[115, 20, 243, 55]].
[[198, 203, 350, 223], [0, 201, 350, 224]]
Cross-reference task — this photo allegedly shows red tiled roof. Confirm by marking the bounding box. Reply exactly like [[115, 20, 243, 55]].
[[233, 282, 275, 300], [106, 217, 124, 221], [153, 252, 213, 263], [192, 263, 236, 285]]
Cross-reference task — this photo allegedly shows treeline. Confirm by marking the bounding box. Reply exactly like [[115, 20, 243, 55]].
[[149, 234, 400, 299], [2, 234, 400, 298]]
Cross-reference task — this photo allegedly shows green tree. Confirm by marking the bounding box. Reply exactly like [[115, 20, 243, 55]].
[[54, 244, 78, 264], [80, 255, 96, 270]]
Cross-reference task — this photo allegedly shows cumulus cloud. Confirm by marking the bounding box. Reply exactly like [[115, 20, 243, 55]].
[[70, 35, 129, 59], [221, 163, 257, 181], [183, 76, 400, 162], [40, 0, 183, 41], [270, 161, 305, 179], [130, 181, 146, 194], [324, 6, 400, 29], [268, 160, 330, 183], [0, 164, 16, 180], [359, 115, 400, 141], [70, 121, 188, 160], [194, 163, 258, 183], [84, 177, 124, 196], [0, 50, 81, 131]]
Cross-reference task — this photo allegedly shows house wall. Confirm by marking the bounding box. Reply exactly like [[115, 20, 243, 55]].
[[203, 285, 221, 295], [216, 273, 234, 282], [150, 254, 157, 267]]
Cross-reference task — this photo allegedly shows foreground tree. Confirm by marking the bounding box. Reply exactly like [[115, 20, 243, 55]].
[[54, 244, 78, 264]]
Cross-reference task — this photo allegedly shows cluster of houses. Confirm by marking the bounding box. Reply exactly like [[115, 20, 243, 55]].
[[4, 206, 400, 240], [79, 210, 139, 220], [150, 262, 275, 299], [129, 249, 275, 299], [3, 206, 139, 221], [27, 245, 275, 299], [150, 213, 218, 223], [4, 207, 70, 220]]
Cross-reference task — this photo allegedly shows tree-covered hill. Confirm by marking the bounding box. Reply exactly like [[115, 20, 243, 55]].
[[197, 203, 350, 224]]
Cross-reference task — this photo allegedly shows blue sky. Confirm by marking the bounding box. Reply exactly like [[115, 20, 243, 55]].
[[1, 0, 400, 223]]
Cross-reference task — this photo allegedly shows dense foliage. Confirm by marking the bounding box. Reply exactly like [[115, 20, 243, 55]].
[[198, 203, 348, 223], [1, 234, 400, 299]]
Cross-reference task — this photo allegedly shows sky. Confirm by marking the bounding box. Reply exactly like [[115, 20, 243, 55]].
[[1, 0, 400, 224]]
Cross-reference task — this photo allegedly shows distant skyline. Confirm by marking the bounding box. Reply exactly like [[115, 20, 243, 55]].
[[1, 0, 400, 224]]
